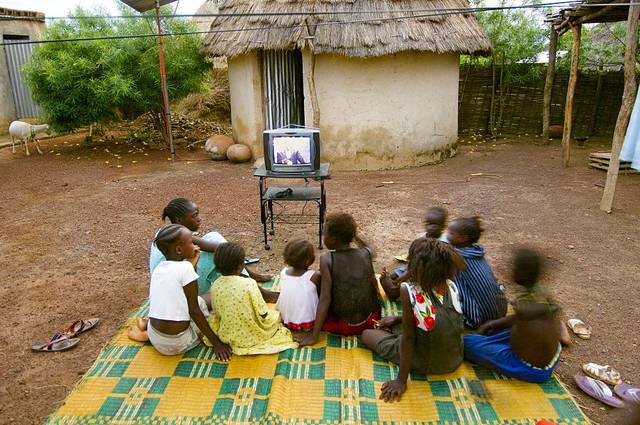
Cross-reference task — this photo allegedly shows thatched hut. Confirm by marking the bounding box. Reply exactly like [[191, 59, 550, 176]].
[[201, 0, 491, 170]]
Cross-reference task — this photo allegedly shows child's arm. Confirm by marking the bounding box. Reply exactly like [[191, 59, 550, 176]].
[[310, 271, 321, 292], [477, 315, 517, 335], [379, 267, 400, 301], [183, 281, 232, 361], [380, 285, 415, 402], [354, 234, 375, 258], [296, 254, 332, 347], [192, 235, 220, 252]]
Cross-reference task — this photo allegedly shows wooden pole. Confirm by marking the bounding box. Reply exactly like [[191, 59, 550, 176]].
[[542, 28, 558, 139], [155, 1, 175, 162], [562, 23, 581, 167], [600, 0, 640, 212]]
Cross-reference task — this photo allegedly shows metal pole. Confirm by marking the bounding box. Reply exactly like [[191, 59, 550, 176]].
[[155, 1, 175, 162]]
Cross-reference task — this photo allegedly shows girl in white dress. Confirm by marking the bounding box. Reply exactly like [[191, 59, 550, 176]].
[[276, 240, 320, 331]]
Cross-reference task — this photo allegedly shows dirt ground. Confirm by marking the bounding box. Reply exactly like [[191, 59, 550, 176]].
[[0, 133, 638, 425]]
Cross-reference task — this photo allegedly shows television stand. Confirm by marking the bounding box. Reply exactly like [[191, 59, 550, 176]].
[[254, 163, 330, 250]]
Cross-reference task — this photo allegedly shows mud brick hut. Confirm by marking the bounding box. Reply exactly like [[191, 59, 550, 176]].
[[201, 0, 491, 170]]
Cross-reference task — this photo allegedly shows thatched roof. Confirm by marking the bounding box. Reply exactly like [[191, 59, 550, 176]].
[[201, 0, 491, 58]]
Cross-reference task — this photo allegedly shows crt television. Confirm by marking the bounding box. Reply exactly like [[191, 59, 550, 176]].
[[263, 128, 320, 173]]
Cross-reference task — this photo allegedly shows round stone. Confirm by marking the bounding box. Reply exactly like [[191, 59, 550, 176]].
[[226, 144, 252, 163], [204, 135, 234, 160]]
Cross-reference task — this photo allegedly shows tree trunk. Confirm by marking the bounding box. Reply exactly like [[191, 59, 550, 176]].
[[497, 54, 505, 134], [542, 28, 558, 139], [562, 24, 581, 167], [489, 54, 497, 136], [600, 0, 640, 212]]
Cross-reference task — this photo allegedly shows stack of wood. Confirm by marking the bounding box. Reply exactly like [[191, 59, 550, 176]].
[[589, 152, 638, 174]]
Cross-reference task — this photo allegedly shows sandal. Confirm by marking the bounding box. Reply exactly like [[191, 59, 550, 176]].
[[566, 319, 592, 339], [394, 253, 408, 262], [582, 363, 622, 386], [574, 374, 625, 408], [32, 334, 80, 352], [62, 318, 100, 338], [614, 383, 640, 403]]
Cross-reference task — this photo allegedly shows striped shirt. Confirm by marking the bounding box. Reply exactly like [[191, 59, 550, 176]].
[[453, 244, 507, 328]]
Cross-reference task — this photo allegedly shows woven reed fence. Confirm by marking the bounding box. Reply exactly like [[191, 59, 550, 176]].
[[458, 65, 624, 136]]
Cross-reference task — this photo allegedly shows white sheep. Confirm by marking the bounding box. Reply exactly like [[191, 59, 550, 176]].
[[9, 120, 49, 156]]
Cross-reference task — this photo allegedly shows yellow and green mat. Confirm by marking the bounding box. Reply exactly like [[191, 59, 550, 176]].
[[47, 282, 589, 425]]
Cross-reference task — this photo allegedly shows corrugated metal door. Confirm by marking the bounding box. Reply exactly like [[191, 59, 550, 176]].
[[262, 50, 304, 129], [4, 40, 42, 118]]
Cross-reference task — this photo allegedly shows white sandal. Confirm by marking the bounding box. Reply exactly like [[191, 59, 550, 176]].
[[582, 363, 622, 386]]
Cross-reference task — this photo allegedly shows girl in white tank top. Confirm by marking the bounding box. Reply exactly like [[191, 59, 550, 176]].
[[276, 240, 320, 330]]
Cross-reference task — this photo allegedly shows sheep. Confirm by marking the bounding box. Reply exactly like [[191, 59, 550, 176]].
[[9, 121, 49, 156]]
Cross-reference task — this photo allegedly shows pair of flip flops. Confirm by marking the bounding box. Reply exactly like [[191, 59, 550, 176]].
[[31, 318, 99, 352], [575, 363, 639, 408]]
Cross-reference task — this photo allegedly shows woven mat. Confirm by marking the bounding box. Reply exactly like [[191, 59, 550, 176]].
[[47, 282, 589, 425]]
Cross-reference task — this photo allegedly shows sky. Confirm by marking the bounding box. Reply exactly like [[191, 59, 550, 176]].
[[0, 0, 206, 18]]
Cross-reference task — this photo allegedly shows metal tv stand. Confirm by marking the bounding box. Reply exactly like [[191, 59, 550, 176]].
[[254, 163, 330, 250]]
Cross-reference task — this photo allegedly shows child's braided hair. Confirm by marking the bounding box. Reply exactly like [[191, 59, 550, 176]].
[[162, 198, 194, 223], [154, 224, 185, 257], [214, 242, 246, 275], [408, 237, 465, 292]]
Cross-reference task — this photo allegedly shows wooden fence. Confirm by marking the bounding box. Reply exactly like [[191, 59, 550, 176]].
[[458, 65, 624, 136]]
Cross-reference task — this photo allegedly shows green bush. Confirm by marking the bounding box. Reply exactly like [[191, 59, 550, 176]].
[[24, 6, 208, 133]]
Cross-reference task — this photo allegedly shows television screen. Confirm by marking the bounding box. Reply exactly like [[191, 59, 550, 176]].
[[272, 136, 312, 165]]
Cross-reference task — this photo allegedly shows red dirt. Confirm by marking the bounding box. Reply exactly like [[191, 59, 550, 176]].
[[0, 133, 638, 425]]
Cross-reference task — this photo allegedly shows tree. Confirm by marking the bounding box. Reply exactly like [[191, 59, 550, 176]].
[[557, 22, 640, 72], [463, 0, 548, 134], [23, 6, 208, 134]]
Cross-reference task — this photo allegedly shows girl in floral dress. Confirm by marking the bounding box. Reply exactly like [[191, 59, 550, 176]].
[[206, 242, 297, 355], [362, 237, 465, 402]]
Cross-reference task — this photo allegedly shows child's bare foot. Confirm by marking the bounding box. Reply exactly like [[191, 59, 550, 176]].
[[559, 323, 572, 346], [127, 325, 149, 342], [136, 317, 148, 331]]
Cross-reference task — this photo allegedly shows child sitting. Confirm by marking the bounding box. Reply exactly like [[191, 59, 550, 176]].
[[385, 206, 449, 299], [207, 242, 297, 355], [464, 248, 562, 383], [362, 237, 465, 402], [149, 198, 276, 301], [138, 224, 231, 360], [297, 213, 384, 346], [446, 216, 507, 328], [276, 239, 320, 331]]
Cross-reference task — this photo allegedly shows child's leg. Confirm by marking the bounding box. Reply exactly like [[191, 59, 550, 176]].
[[361, 329, 393, 351]]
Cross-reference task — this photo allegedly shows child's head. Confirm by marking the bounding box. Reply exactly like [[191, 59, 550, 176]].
[[446, 216, 484, 247], [162, 198, 201, 232], [283, 239, 315, 271], [324, 213, 357, 249], [214, 242, 246, 276], [154, 224, 197, 261], [424, 207, 448, 238], [408, 237, 465, 292], [512, 247, 543, 288]]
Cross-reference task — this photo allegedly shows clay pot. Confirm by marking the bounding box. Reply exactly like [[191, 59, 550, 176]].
[[205, 135, 234, 160], [226, 144, 252, 163], [548, 125, 563, 139]]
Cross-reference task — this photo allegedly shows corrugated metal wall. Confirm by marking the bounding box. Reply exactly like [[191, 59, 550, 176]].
[[4, 40, 42, 118], [262, 50, 304, 129]]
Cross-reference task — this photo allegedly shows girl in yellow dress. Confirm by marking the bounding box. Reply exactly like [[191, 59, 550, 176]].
[[207, 242, 297, 355]]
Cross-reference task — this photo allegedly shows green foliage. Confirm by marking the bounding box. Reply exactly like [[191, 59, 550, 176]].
[[463, 0, 548, 82], [557, 23, 638, 72], [24, 6, 208, 132]]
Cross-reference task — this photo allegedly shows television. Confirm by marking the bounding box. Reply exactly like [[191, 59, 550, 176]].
[[263, 128, 320, 173]]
